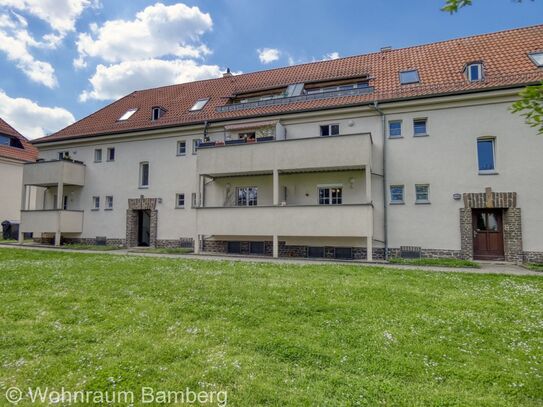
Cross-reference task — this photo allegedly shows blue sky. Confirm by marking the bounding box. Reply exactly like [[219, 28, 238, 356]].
[[0, 0, 541, 139]]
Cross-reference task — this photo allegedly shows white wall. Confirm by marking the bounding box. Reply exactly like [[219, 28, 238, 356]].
[[0, 159, 23, 222]]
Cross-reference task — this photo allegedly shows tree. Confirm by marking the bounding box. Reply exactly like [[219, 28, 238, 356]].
[[441, 0, 542, 134]]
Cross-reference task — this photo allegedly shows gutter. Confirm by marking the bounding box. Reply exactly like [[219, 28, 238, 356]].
[[369, 101, 388, 260]]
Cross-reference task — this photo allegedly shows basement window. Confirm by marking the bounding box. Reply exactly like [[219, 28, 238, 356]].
[[399, 70, 420, 85], [190, 98, 209, 111], [528, 52, 543, 67], [118, 108, 137, 121]]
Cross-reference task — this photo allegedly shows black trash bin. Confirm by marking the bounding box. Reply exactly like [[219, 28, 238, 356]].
[[1, 221, 19, 240]]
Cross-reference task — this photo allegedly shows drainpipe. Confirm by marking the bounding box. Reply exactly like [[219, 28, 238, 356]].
[[370, 101, 388, 260], [203, 120, 209, 142]]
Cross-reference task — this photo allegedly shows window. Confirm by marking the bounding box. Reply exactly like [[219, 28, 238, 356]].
[[413, 119, 427, 136], [399, 70, 420, 84], [239, 132, 256, 140], [107, 147, 115, 161], [237, 187, 258, 206], [320, 124, 340, 137], [105, 196, 113, 210], [92, 196, 100, 210], [94, 148, 102, 162], [192, 139, 201, 155], [249, 241, 265, 254], [227, 241, 241, 254], [63, 196, 68, 210], [177, 141, 186, 156], [176, 193, 185, 208], [58, 151, 70, 160], [318, 187, 342, 205], [307, 247, 325, 258], [189, 98, 209, 111], [152, 107, 165, 121], [139, 162, 149, 187], [0, 135, 10, 145], [118, 108, 137, 121], [335, 247, 353, 260], [388, 121, 402, 138], [477, 138, 496, 172], [466, 63, 483, 82], [390, 185, 404, 204], [415, 184, 430, 203], [0, 135, 22, 148], [305, 81, 369, 95], [528, 52, 543, 67]]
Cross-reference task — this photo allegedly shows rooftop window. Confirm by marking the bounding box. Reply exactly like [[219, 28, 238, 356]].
[[152, 107, 166, 121], [466, 63, 483, 82], [118, 108, 137, 121], [399, 70, 420, 85], [232, 91, 285, 105], [0, 134, 23, 149], [189, 98, 210, 111], [305, 80, 369, 95], [528, 52, 543, 67]]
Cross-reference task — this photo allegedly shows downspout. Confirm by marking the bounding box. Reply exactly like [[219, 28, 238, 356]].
[[370, 101, 388, 260], [203, 120, 210, 141]]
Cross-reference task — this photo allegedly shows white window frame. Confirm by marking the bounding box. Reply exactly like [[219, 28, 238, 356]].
[[477, 137, 497, 174], [318, 185, 343, 205], [177, 140, 187, 156], [413, 118, 428, 137], [466, 63, 483, 82], [189, 98, 209, 111], [176, 193, 185, 209], [105, 195, 113, 210], [236, 187, 258, 207], [388, 120, 402, 138], [139, 161, 149, 188], [107, 147, 115, 161], [58, 151, 70, 160], [94, 148, 102, 162], [152, 107, 165, 121], [390, 185, 405, 204], [92, 196, 100, 210], [399, 70, 420, 85], [118, 108, 137, 121], [319, 124, 340, 137], [415, 184, 430, 204], [528, 52, 543, 67]]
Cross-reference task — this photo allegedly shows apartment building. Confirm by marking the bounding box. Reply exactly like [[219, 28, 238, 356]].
[[0, 118, 38, 224], [21, 25, 543, 262]]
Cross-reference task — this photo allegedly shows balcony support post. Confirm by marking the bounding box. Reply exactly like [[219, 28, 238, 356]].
[[273, 169, 279, 206], [55, 182, 63, 246], [365, 165, 372, 203], [272, 234, 279, 258], [194, 234, 200, 254], [367, 236, 373, 262]]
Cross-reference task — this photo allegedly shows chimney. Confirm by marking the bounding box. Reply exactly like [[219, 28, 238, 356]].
[[223, 67, 233, 77], [380, 46, 392, 52]]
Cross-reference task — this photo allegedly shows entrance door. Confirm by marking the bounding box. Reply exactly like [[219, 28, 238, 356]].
[[472, 209, 504, 260], [137, 210, 151, 247]]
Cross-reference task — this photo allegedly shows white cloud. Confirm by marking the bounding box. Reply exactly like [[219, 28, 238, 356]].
[[257, 48, 280, 64], [75, 2, 212, 68], [322, 51, 340, 60], [79, 59, 223, 102], [0, 12, 57, 87], [0, 90, 74, 139]]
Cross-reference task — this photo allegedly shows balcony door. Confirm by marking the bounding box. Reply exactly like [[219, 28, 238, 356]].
[[472, 209, 504, 260]]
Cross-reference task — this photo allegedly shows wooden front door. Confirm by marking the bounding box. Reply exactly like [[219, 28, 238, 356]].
[[472, 209, 504, 260]]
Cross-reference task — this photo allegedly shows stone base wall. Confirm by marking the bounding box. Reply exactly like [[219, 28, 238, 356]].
[[523, 251, 543, 264], [156, 238, 194, 248], [61, 237, 126, 246]]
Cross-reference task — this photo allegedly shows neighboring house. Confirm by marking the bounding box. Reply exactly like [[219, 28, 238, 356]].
[[22, 25, 543, 263], [0, 118, 38, 225]]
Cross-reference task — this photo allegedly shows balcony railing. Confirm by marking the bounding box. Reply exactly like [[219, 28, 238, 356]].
[[196, 204, 373, 237], [20, 210, 84, 234], [197, 133, 372, 176], [23, 159, 85, 187]]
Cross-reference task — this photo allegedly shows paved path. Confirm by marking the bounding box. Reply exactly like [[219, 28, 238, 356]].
[[0, 243, 541, 276]]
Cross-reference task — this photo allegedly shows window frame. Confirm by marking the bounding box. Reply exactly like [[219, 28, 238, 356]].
[[118, 108, 137, 121], [415, 184, 430, 204], [466, 63, 484, 82], [413, 118, 428, 137], [105, 195, 114, 210], [388, 120, 402, 138], [152, 107, 165, 121], [319, 124, 340, 137], [94, 148, 102, 162], [389, 185, 405, 204], [139, 161, 150, 188], [189, 98, 210, 112], [528, 51, 543, 67], [399, 69, 420, 85], [177, 140, 187, 156], [318, 186, 343, 205], [107, 147, 115, 162], [92, 196, 100, 210], [477, 137, 497, 174], [57, 151, 70, 160], [236, 186, 258, 207], [176, 193, 185, 209]]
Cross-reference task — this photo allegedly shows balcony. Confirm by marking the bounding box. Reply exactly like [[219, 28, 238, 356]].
[[20, 210, 84, 235], [23, 159, 85, 187], [196, 204, 373, 238], [197, 133, 372, 176]]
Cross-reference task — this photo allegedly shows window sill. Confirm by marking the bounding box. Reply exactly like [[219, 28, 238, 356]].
[[176, 153, 186, 157], [478, 170, 499, 175], [91, 208, 99, 211], [106, 160, 115, 162], [415, 201, 431, 205], [94, 160, 102, 163], [139, 186, 149, 189], [389, 201, 405, 205], [104, 208, 113, 211], [175, 206, 185, 209], [413, 133, 429, 137], [389, 136, 403, 139]]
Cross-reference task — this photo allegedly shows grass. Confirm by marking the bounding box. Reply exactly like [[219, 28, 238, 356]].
[[128, 247, 193, 255], [524, 263, 543, 272], [60, 243, 124, 251], [1, 248, 542, 406], [388, 257, 480, 268]]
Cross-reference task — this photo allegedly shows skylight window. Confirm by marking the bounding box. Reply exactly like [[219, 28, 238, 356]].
[[118, 108, 137, 121], [399, 70, 420, 85], [190, 98, 209, 111], [528, 52, 543, 67]]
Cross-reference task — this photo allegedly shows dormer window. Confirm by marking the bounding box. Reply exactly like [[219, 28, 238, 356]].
[[190, 98, 209, 111], [0, 134, 23, 149], [466, 63, 483, 82], [152, 107, 166, 121], [399, 70, 420, 85], [118, 108, 137, 121], [528, 52, 543, 67]]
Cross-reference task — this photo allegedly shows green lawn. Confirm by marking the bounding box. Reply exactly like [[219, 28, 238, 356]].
[[525, 263, 543, 272], [60, 243, 124, 251], [128, 247, 193, 255], [1, 249, 542, 406], [388, 257, 480, 268]]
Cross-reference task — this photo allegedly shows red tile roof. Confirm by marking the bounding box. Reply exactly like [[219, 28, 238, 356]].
[[0, 118, 38, 162], [36, 24, 543, 144]]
